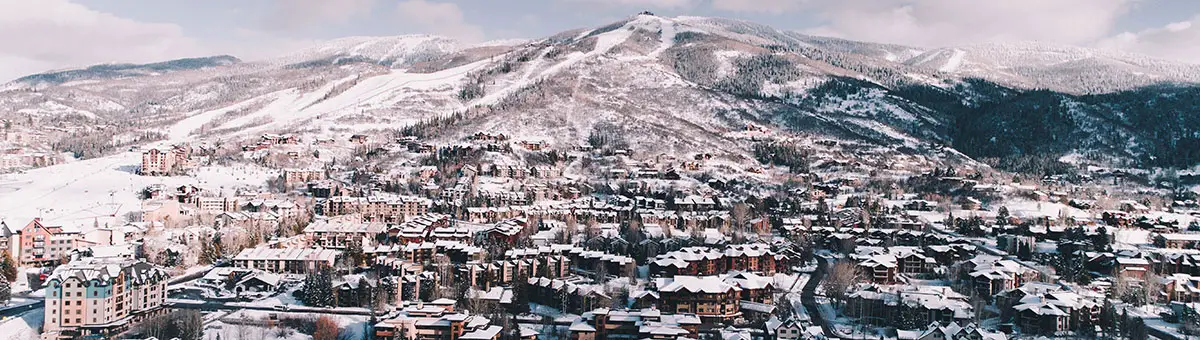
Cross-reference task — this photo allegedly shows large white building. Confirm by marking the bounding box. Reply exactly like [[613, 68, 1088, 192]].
[[42, 258, 169, 339], [232, 247, 342, 274]]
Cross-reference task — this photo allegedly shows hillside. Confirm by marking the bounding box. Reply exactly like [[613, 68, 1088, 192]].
[[1, 14, 1199, 173]]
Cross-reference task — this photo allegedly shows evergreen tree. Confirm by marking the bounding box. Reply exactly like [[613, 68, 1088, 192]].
[[344, 238, 365, 268], [0, 251, 17, 282], [299, 267, 336, 307], [1093, 226, 1112, 252], [0, 278, 10, 306], [201, 233, 225, 264]]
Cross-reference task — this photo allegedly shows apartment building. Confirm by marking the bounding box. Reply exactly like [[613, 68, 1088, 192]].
[[304, 219, 387, 249], [323, 194, 432, 223], [19, 219, 80, 266], [140, 145, 189, 176], [232, 247, 342, 274], [42, 258, 169, 339]]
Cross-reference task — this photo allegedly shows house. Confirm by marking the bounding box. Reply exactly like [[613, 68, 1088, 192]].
[[235, 272, 282, 296], [850, 246, 935, 283], [42, 258, 169, 339], [517, 139, 549, 151], [772, 317, 805, 340]]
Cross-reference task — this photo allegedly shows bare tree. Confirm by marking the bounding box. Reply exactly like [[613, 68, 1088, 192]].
[[434, 255, 455, 299], [314, 316, 340, 340], [821, 261, 863, 310]]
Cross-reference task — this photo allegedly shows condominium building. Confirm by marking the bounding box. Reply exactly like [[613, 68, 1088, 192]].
[[19, 219, 81, 266], [42, 258, 169, 339], [231, 247, 342, 274], [322, 194, 431, 223]]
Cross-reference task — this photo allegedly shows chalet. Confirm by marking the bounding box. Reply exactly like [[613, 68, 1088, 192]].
[[517, 139, 549, 151]]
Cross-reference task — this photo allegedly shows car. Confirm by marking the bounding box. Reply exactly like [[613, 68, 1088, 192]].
[[273, 304, 290, 311]]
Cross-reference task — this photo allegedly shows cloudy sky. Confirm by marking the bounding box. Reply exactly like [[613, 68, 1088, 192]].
[[2, 0, 1200, 82]]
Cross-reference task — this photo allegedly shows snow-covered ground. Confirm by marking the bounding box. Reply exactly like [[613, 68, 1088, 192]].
[[1116, 228, 1152, 246], [203, 309, 369, 340], [0, 151, 276, 229], [0, 308, 44, 340]]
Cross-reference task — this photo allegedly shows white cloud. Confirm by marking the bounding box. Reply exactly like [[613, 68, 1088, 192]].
[[0, 0, 201, 82], [396, 0, 485, 43], [263, 0, 376, 33], [711, 0, 807, 13], [797, 0, 1133, 47], [1096, 15, 1200, 63]]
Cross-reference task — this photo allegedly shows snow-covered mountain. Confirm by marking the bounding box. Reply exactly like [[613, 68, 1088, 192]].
[[2, 14, 1199, 170], [906, 41, 1200, 94]]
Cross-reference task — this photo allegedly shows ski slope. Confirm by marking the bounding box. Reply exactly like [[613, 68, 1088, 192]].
[[0, 151, 276, 229]]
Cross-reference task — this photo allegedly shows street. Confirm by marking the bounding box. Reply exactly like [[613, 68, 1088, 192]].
[[800, 256, 835, 338]]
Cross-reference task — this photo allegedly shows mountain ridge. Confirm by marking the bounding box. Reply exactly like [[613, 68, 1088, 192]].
[[2, 14, 1199, 173]]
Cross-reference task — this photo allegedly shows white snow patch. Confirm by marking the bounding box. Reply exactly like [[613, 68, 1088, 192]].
[[939, 49, 966, 73]]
